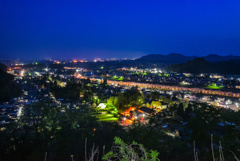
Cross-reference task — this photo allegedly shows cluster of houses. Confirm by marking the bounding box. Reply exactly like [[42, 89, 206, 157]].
[[0, 104, 20, 131]]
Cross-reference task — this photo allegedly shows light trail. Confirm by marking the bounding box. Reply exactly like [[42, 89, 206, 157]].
[[82, 77, 240, 98]]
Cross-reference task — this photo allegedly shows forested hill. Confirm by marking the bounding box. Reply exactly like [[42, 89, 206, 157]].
[[0, 62, 7, 73], [0, 63, 22, 102], [137, 53, 196, 65], [167, 58, 240, 74], [137, 53, 240, 65]]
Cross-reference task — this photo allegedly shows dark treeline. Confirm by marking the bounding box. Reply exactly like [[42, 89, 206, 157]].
[[49, 77, 91, 100]]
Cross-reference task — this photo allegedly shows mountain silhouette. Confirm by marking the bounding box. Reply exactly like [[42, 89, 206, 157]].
[[137, 53, 196, 64], [137, 53, 240, 65], [168, 58, 240, 74]]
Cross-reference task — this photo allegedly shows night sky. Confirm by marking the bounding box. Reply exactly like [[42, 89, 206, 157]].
[[1, 0, 240, 59]]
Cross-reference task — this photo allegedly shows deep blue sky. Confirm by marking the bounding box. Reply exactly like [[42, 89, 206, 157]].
[[0, 0, 240, 59]]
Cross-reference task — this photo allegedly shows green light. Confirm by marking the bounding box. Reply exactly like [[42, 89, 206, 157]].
[[112, 75, 118, 79], [207, 83, 223, 89], [118, 76, 124, 81]]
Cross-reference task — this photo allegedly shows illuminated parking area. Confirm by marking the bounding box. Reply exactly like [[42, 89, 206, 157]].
[[95, 112, 119, 122]]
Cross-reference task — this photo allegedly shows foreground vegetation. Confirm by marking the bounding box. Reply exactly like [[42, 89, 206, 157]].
[[0, 100, 239, 161]]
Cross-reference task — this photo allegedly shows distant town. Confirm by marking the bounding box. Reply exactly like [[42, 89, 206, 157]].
[[0, 54, 240, 160]]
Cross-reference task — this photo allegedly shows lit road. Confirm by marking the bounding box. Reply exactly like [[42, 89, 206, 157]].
[[83, 77, 240, 98], [17, 105, 23, 119]]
